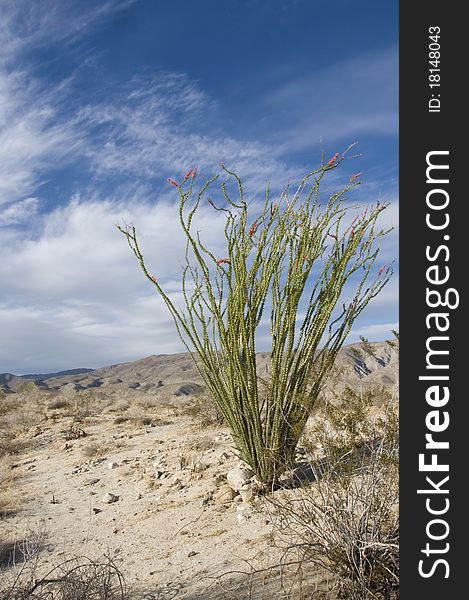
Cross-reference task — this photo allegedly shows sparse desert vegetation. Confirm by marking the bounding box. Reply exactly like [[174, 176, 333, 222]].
[[1, 342, 398, 599]]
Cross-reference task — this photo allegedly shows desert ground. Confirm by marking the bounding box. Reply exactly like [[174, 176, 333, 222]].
[[1, 341, 398, 599]]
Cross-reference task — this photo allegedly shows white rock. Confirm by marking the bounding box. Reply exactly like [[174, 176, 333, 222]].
[[227, 467, 254, 491], [108, 462, 119, 470], [236, 504, 252, 523], [239, 484, 255, 503]]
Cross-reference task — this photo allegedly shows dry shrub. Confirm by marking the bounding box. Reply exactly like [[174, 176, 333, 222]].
[[184, 435, 217, 454], [2, 409, 43, 436], [47, 398, 70, 411], [0, 384, 48, 440], [122, 405, 171, 427], [64, 391, 100, 421], [107, 397, 131, 414], [0, 457, 21, 518], [183, 395, 224, 426], [80, 437, 127, 458], [0, 552, 127, 600], [113, 415, 128, 425], [0, 396, 21, 417], [62, 425, 87, 441], [268, 387, 399, 599], [0, 430, 28, 457], [80, 442, 102, 458]]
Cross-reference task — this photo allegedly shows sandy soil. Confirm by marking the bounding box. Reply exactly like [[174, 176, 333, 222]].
[[3, 410, 300, 599]]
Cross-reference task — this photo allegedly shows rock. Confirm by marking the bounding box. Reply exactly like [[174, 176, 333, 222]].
[[171, 478, 184, 491], [177, 454, 188, 470], [227, 467, 254, 491], [213, 485, 237, 505], [239, 484, 255, 503], [101, 493, 119, 504], [217, 452, 230, 465], [83, 478, 100, 486], [236, 504, 252, 524], [174, 383, 204, 397], [27, 426, 42, 438], [213, 473, 226, 486], [108, 462, 119, 470], [188, 551, 198, 557], [201, 492, 213, 506]]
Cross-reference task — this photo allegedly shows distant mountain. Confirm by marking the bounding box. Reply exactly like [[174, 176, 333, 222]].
[[0, 341, 398, 397], [20, 368, 94, 381], [0, 368, 94, 393]]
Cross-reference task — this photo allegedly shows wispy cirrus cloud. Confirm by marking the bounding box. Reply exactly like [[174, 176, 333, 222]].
[[78, 71, 302, 195], [0, 1, 398, 373], [0, 0, 136, 66], [233, 47, 398, 154], [0, 69, 84, 207]]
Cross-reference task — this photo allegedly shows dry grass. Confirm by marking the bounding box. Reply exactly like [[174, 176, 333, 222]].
[[0, 457, 21, 518], [266, 386, 399, 599], [80, 437, 128, 458], [47, 397, 71, 411], [0, 551, 127, 600], [182, 395, 224, 426]]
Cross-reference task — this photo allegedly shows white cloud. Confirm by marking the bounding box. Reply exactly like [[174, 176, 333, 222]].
[[0, 69, 84, 206], [0, 186, 398, 374], [244, 47, 398, 154], [0, 2, 398, 374], [0, 0, 136, 67], [78, 71, 303, 195], [0, 197, 39, 226], [0, 193, 231, 373]]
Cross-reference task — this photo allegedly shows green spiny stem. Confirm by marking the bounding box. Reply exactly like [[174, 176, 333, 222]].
[[117, 156, 392, 488]]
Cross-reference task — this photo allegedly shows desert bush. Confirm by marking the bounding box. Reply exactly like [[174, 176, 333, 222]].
[[0, 397, 21, 417], [109, 399, 131, 414], [113, 415, 128, 425], [64, 390, 100, 421], [0, 430, 28, 457], [268, 389, 399, 599], [119, 154, 391, 487], [62, 425, 87, 440], [0, 552, 127, 600], [0, 457, 21, 518], [184, 395, 224, 426], [2, 409, 43, 436], [47, 397, 70, 411], [0, 385, 47, 437], [80, 442, 102, 458]]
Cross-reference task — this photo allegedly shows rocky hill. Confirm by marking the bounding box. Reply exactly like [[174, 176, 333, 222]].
[[0, 341, 398, 397]]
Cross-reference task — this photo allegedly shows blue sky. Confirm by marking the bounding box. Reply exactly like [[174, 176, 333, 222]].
[[0, 0, 398, 374]]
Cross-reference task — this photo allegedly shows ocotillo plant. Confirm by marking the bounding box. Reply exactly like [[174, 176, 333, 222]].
[[117, 153, 391, 488]]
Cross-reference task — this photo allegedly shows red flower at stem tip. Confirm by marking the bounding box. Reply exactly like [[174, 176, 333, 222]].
[[167, 178, 179, 188], [216, 258, 230, 266], [248, 219, 258, 237], [378, 265, 386, 275], [327, 152, 339, 167], [150, 275, 157, 283], [350, 172, 363, 182], [183, 168, 193, 181]]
